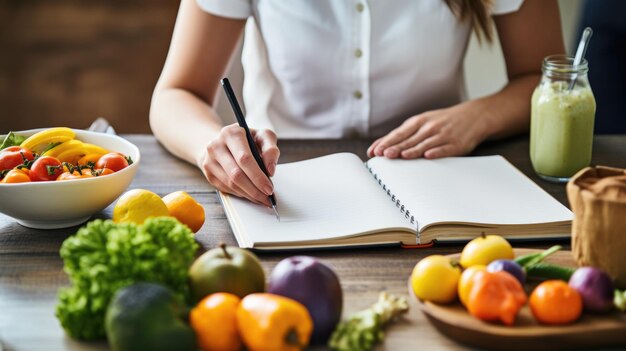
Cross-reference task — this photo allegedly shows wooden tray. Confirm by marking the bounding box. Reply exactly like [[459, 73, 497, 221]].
[[409, 249, 626, 351]]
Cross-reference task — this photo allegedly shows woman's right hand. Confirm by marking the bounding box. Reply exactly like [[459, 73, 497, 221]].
[[197, 124, 280, 206]]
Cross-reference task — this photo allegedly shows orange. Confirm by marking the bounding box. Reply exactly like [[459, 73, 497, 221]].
[[530, 280, 582, 325], [190, 293, 242, 351], [457, 264, 487, 306], [162, 191, 205, 232]]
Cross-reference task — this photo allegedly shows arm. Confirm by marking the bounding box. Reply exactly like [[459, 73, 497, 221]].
[[150, 0, 279, 205], [367, 0, 565, 159]]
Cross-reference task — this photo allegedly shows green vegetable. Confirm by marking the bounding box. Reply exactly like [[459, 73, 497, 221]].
[[56, 217, 198, 340], [514, 245, 562, 268], [514, 246, 576, 282], [41, 141, 62, 154], [0, 132, 26, 150], [615, 289, 626, 312], [525, 262, 576, 281], [105, 282, 196, 351], [329, 292, 408, 351]]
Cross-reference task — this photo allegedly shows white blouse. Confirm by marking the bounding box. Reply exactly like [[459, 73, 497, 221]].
[[197, 0, 524, 138]]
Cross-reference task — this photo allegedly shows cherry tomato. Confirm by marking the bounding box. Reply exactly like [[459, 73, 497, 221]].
[[56, 172, 77, 181], [1, 169, 31, 183], [57, 169, 95, 181], [96, 153, 129, 172], [94, 168, 114, 176], [0, 146, 34, 171], [530, 280, 582, 325], [30, 156, 63, 181], [79, 169, 95, 178]]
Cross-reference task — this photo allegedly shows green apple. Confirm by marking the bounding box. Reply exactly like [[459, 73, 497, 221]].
[[459, 233, 514, 268], [411, 255, 461, 304], [189, 243, 265, 302]]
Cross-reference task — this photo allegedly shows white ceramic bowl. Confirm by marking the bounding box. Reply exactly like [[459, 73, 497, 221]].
[[0, 129, 140, 229]]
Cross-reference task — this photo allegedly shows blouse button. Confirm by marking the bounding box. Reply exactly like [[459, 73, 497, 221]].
[[356, 3, 364, 12], [353, 90, 363, 99], [354, 49, 363, 58]]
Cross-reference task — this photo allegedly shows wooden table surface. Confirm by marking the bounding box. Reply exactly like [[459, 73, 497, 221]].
[[1, 135, 625, 351]]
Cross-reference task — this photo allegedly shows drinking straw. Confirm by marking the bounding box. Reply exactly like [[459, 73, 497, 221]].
[[569, 27, 593, 90]]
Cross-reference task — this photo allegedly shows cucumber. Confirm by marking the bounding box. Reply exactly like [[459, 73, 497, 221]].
[[526, 262, 575, 281]]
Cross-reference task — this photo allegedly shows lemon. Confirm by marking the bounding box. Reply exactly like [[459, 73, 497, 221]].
[[459, 234, 514, 268], [113, 189, 169, 225], [411, 255, 461, 304]]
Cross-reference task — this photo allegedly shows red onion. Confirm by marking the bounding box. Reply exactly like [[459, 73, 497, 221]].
[[569, 267, 614, 313]]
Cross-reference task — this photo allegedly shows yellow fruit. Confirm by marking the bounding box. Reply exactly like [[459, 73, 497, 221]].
[[79, 142, 109, 155], [411, 255, 461, 304], [21, 127, 75, 153], [162, 191, 205, 232], [459, 234, 514, 268], [43, 140, 83, 157], [458, 265, 487, 306], [56, 143, 108, 164], [113, 189, 169, 225]]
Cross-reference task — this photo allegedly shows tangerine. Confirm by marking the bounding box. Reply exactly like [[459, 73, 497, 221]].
[[530, 280, 582, 324], [162, 191, 205, 232]]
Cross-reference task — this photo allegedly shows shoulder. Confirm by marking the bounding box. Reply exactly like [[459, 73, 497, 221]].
[[492, 0, 524, 15]]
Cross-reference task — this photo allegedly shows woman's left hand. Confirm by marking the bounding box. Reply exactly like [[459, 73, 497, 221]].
[[367, 103, 488, 159]]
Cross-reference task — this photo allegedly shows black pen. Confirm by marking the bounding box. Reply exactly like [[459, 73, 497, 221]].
[[220, 78, 280, 221]]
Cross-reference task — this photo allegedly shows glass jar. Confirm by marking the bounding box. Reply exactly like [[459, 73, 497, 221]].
[[530, 55, 596, 183]]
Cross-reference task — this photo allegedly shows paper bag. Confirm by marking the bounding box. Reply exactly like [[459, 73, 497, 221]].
[[567, 166, 626, 289]]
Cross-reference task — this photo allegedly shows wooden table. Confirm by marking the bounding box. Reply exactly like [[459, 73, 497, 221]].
[[1, 135, 625, 351]]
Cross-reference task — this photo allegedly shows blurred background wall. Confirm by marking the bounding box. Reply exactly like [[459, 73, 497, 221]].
[[0, 0, 582, 134], [0, 0, 180, 133]]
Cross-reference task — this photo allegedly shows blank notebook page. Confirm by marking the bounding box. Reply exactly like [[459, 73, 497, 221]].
[[366, 155, 572, 230], [224, 153, 413, 245]]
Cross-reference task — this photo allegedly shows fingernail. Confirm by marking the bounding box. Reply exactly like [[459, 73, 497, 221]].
[[384, 148, 398, 158], [263, 185, 273, 196]]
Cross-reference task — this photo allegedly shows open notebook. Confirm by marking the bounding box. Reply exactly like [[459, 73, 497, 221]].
[[219, 153, 572, 250]]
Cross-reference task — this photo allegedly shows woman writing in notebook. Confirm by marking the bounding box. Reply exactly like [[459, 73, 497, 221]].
[[150, 0, 564, 206]]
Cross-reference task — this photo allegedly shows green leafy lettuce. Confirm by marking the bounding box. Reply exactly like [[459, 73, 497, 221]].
[[56, 217, 199, 340], [0, 132, 26, 150]]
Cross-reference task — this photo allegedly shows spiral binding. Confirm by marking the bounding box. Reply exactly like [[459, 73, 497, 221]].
[[366, 164, 416, 226]]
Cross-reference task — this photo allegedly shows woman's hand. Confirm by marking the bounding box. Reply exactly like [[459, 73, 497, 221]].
[[366, 0, 565, 160], [197, 124, 280, 206], [367, 102, 489, 160]]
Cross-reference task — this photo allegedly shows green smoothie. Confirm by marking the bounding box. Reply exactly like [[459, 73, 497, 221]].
[[530, 81, 596, 180]]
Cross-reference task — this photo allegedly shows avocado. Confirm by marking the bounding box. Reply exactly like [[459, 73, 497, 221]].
[[105, 283, 196, 351]]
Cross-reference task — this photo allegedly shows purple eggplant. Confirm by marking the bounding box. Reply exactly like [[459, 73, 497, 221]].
[[268, 256, 343, 344], [569, 267, 614, 313], [487, 259, 526, 285]]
